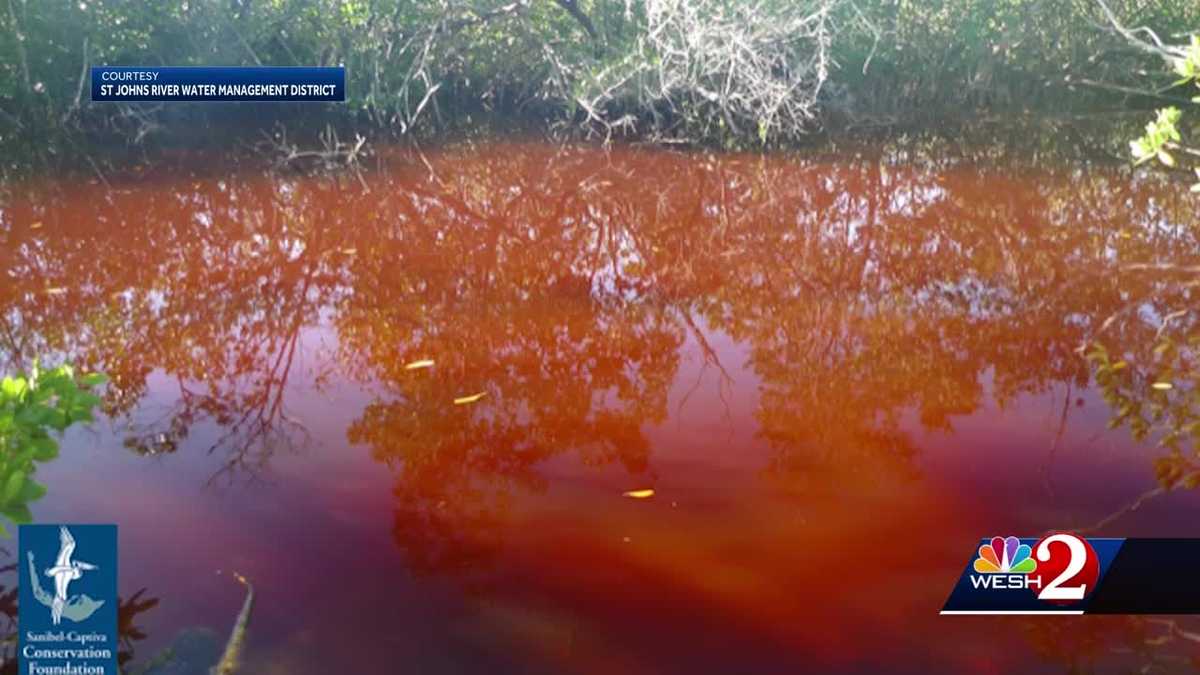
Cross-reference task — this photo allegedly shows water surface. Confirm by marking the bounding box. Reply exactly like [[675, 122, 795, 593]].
[[2, 141, 1200, 673]]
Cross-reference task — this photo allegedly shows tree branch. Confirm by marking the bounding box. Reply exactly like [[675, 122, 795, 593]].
[[1094, 0, 1188, 63], [552, 0, 598, 42]]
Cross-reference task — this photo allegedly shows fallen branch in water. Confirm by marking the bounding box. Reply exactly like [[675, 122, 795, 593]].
[[211, 573, 254, 675], [258, 123, 370, 188]]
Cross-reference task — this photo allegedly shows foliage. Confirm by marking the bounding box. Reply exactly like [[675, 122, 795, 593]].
[[833, 0, 1200, 124], [0, 363, 104, 534], [1129, 35, 1200, 189], [1081, 20, 1200, 493], [565, 0, 839, 143], [1087, 340, 1200, 489], [3, 0, 1200, 159]]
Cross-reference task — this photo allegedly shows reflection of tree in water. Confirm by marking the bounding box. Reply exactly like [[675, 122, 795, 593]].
[[1020, 614, 1200, 673], [1085, 263, 1200, 497], [0, 175, 364, 483], [330, 146, 1199, 573], [337, 150, 685, 574], [3, 144, 1200, 572]]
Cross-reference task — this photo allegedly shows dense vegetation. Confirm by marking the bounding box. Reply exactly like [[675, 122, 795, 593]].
[[1, 0, 1198, 163]]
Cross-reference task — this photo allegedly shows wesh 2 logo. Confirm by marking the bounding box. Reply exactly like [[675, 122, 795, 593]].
[[970, 533, 1099, 601], [945, 534, 1200, 614]]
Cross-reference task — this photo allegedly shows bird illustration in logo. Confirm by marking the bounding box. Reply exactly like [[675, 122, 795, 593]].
[[43, 526, 98, 625]]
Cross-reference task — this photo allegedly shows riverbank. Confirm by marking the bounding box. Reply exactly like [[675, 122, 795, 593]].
[[3, 1, 1197, 179]]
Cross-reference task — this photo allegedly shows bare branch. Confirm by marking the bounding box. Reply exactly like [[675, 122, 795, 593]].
[[1094, 0, 1189, 63]]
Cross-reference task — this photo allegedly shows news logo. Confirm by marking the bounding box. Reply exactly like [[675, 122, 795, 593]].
[[964, 533, 1101, 601], [939, 533, 1200, 615], [973, 535, 1036, 573], [943, 532, 1117, 614], [1028, 533, 1100, 602]]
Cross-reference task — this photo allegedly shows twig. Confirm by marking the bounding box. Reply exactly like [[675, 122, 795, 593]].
[[6, 0, 32, 96], [212, 573, 254, 675], [1074, 479, 1194, 535], [1094, 0, 1188, 62], [1073, 77, 1198, 105], [63, 37, 89, 125]]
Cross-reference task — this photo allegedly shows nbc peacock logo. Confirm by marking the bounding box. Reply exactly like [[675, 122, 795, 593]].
[[974, 536, 1037, 574], [969, 535, 1042, 591]]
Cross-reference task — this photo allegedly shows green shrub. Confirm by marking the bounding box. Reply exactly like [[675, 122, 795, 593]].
[[0, 363, 105, 535]]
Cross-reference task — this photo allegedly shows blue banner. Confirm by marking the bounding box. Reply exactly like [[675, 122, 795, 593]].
[[91, 66, 345, 102], [941, 534, 1200, 615], [941, 534, 1124, 614], [19, 524, 119, 673]]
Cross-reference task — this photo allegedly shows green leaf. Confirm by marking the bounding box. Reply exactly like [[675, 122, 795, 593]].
[[28, 436, 57, 461], [2, 503, 33, 525], [2, 471, 25, 505], [19, 479, 46, 504], [80, 373, 107, 387], [0, 377, 26, 400], [43, 409, 68, 431], [69, 409, 94, 424]]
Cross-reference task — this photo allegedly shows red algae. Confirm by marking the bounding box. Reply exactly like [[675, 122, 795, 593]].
[[0, 141, 1198, 672]]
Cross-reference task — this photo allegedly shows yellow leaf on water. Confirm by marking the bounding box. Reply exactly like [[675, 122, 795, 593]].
[[404, 359, 435, 370], [1111, 361, 1128, 370], [44, 288, 67, 295], [30, 222, 42, 230], [623, 489, 655, 499], [1152, 382, 1174, 390], [341, 248, 357, 255], [454, 392, 486, 405]]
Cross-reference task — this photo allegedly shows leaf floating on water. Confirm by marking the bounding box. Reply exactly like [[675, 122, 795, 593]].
[[1152, 382, 1174, 390], [454, 392, 486, 405], [623, 489, 655, 499], [1111, 360, 1128, 370], [341, 248, 357, 255], [405, 359, 435, 370], [30, 222, 42, 230], [44, 288, 67, 295]]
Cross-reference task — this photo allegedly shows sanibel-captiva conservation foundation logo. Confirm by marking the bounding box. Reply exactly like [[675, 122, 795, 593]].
[[19, 524, 118, 674]]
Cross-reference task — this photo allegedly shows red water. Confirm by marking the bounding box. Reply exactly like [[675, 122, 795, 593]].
[[2, 140, 1200, 673]]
